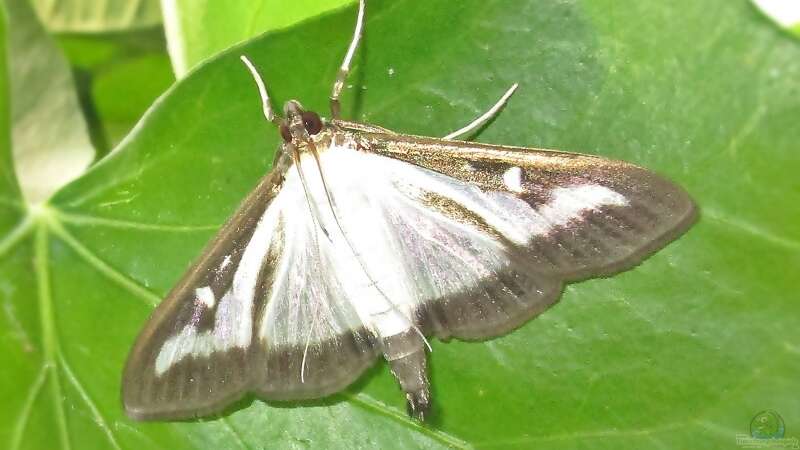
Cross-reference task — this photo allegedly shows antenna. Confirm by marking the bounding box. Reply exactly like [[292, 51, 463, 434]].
[[240, 55, 281, 125]]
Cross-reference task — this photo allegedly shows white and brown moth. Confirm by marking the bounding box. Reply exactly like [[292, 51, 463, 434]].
[[122, 0, 696, 421]]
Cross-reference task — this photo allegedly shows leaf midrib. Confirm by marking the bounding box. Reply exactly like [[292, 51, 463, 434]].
[[7, 212, 125, 450], [34, 224, 71, 450]]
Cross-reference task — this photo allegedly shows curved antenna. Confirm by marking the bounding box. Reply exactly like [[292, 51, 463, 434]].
[[330, 0, 366, 119], [443, 83, 519, 140], [240, 55, 281, 125]]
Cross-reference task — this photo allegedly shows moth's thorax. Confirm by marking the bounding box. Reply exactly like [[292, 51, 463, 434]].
[[280, 115, 354, 158], [304, 126, 338, 152]]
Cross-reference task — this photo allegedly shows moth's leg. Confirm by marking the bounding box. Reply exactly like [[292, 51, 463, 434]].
[[272, 142, 295, 174], [442, 83, 519, 140], [382, 329, 431, 421], [330, 0, 365, 120]]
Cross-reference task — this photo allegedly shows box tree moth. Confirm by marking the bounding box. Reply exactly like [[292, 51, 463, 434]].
[[122, 0, 696, 422]]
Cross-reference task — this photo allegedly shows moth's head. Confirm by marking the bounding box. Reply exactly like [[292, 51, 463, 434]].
[[279, 100, 325, 145]]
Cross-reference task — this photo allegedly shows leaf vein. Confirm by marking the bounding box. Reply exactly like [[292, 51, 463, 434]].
[[703, 207, 800, 251], [0, 215, 34, 259], [48, 221, 160, 307], [35, 226, 72, 450], [474, 422, 683, 447], [344, 392, 471, 449], [57, 210, 220, 232], [9, 364, 49, 450], [219, 418, 252, 450], [58, 352, 122, 450]]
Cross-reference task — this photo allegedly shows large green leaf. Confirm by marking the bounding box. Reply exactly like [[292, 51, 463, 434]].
[[162, 0, 353, 77], [3, 0, 799, 449]]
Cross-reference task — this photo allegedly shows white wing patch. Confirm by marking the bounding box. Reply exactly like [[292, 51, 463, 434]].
[[154, 199, 282, 375], [155, 290, 248, 375], [217, 254, 232, 273], [154, 139, 630, 374], [502, 166, 524, 193], [195, 286, 216, 308], [542, 184, 628, 227]]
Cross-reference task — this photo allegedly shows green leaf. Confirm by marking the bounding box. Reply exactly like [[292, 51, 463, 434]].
[[0, 2, 17, 204], [91, 52, 174, 147], [3, 0, 800, 448], [162, 0, 353, 77], [6, 0, 94, 203], [0, 4, 37, 449], [30, 0, 161, 33], [58, 30, 175, 152]]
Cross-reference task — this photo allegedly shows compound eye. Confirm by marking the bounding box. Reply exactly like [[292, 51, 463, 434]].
[[301, 111, 323, 135], [279, 122, 292, 142]]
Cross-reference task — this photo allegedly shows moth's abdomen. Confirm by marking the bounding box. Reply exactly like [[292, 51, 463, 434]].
[[382, 329, 431, 421]]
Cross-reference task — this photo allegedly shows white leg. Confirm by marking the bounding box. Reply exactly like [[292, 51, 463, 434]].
[[442, 83, 519, 140], [330, 0, 366, 119]]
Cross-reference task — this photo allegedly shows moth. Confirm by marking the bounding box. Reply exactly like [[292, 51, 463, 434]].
[[122, 0, 696, 421]]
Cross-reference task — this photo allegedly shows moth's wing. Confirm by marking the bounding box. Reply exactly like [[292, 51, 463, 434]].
[[324, 130, 695, 340], [122, 170, 379, 421], [358, 132, 697, 280], [282, 145, 561, 345], [121, 172, 279, 420], [249, 170, 381, 401]]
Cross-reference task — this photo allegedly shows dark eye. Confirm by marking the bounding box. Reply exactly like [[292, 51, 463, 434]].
[[279, 122, 292, 142], [302, 111, 323, 135]]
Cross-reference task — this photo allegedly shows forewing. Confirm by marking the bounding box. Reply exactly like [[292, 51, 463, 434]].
[[356, 132, 697, 280], [122, 172, 280, 420], [250, 165, 380, 400], [122, 167, 379, 420], [303, 142, 563, 342], [318, 130, 696, 340]]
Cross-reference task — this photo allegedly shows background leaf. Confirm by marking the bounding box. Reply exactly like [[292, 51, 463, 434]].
[[5, 0, 94, 203], [0, 4, 37, 449], [161, 0, 353, 77], [2, 0, 799, 449], [0, 0, 23, 248], [30, 0, 161, 33], [0, 0, 17, 206], [58, 30, 174, 152]]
